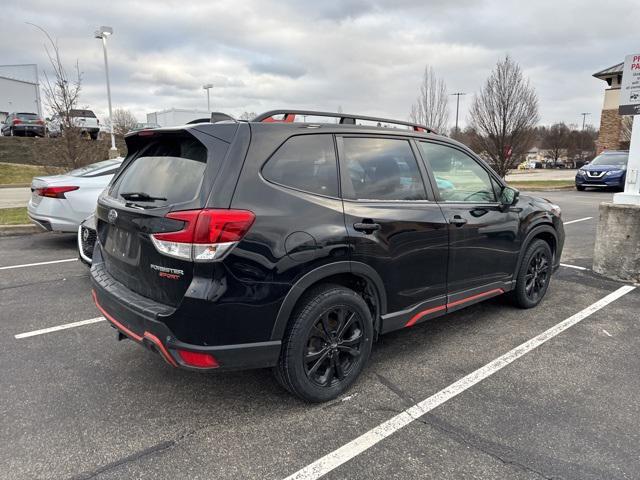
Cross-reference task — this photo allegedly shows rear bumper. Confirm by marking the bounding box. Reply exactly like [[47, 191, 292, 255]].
[[27, 198, 83, 232], [91, 261, 281, 371], [12, 125, 46, 136]]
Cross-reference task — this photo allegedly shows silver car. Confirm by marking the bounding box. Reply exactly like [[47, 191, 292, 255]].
[[28, 158, 123, 232]]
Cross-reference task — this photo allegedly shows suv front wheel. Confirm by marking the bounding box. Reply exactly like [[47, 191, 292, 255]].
[[512, 239, 553, 309], [275, 284, 373, 402]]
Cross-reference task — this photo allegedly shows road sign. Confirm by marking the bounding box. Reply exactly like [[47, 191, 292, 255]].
[[619, 53, 640, 115]]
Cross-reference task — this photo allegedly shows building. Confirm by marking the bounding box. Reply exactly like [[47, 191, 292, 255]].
[[0, 64, 42, 122], [593, 62, 626, 153], [146, 108, 209, 127]]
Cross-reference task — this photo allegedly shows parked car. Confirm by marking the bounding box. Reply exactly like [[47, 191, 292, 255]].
[[28, 158, 123, 232], [48, 109, 101, 139], [78, 213, 97, 265], [1, 112, 46, 137], [91, 109, 564, 402], [129, 122, 161, 133], [575, 150, 628, 191]]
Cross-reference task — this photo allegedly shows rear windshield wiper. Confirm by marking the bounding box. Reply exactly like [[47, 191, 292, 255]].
[[120, 191, 167, 202]]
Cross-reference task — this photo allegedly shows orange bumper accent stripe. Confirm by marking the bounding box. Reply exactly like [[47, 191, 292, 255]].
[[92, 290, 143, 342], [92, 289, 178, 368]]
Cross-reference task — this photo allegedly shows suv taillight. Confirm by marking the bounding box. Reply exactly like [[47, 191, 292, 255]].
[[13, 119, 22, 125], [150, 209, 255, 262], [34, 186, 79, 198]]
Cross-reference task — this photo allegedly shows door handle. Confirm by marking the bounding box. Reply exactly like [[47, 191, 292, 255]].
[[449, 215, 467, 227], [354, 222, 381, 233]]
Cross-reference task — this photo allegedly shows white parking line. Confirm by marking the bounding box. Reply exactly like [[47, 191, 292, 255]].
[[14, 317, 105, 339], [0, 258, 77, 270], [283, 285, 636, 480], [560, 263, 588, 271], [563, 216, 593, 225]]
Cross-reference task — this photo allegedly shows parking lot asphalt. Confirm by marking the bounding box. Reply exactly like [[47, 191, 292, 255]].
[[1, 190, 638, 480]]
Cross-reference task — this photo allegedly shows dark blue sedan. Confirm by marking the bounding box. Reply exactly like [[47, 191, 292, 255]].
[[575, 151, 628, 191]]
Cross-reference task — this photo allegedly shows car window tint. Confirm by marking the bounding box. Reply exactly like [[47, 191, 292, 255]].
[[342, 137, 426, 201], [109, 135, 207, 206], [418, 142, 496, 203], [262, 135, 339, 197]]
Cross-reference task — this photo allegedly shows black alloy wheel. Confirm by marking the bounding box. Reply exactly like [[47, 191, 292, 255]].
[[511, 239, 553, 309], [524, 249, 550, 303], [304, 306, 364, 387], [275, 284, 373, 402]]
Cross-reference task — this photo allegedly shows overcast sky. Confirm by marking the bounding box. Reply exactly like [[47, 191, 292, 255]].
[[3, 0, 637, 129]]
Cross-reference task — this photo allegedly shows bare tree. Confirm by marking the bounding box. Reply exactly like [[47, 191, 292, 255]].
[[111, 108, 138, 135], [28, 23, 95, 169], [469, 55, 539, 177], [238, 111, 257, 121], [409, 66, 449, 132], [542, 122, 570, 165]]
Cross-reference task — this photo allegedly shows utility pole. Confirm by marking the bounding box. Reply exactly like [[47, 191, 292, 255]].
[[450, 92, 466, 135], [578, 113, 591, 168]]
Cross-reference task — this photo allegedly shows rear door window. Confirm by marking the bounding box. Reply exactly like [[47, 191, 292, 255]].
[[340, 137, 427, 201], [109, 134, 207, 207], [262, 134, 339, 197]]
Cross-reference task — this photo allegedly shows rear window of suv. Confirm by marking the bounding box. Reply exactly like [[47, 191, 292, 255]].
[[70, 110, 96, 118], [109, 134, 207, 207]]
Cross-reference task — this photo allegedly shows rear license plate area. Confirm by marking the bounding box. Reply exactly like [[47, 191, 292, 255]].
[[104, 226, 141, 266]]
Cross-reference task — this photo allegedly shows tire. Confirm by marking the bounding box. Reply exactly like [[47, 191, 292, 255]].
[[576, 185, 585, 191], [511, 239, 553, 309], [275, 284, 374, 402]]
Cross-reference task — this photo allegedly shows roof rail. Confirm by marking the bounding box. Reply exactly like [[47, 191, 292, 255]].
[[252, 109, 437, 134]]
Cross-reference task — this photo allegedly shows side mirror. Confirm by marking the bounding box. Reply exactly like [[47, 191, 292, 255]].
[[500, 186, 519, 207]]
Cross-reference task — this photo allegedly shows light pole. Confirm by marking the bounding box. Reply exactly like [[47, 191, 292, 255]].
[[450, 92, 466, 136], [579, 113, 591, 167], [203, 84, 213, 112], [94, 26, 117, 155]]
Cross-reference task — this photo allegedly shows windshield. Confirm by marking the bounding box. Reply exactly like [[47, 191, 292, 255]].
[[70, 110, 96, 118], [590, 153, 628, 167], [17, 113, 39, 120], [68, 159, 122, 177]]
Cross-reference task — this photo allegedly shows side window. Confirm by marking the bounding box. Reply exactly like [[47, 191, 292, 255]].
[[262, 135, 339, 197], [418, 142, 497, 202], [341, 137, 427, 201]]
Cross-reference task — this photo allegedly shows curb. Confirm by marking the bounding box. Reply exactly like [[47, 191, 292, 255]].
[[509, 185, 576, 192], [0, 183, 30, 189], [0, 224, 39, 237]]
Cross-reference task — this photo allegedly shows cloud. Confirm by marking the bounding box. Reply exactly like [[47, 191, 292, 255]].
[[2, 0, 636, 129]]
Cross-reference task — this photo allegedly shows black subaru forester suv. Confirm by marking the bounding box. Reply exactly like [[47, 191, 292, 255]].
[[91, 110, 564, 402]]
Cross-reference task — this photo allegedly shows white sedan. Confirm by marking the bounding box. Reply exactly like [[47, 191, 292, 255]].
[[27, 158, 123, 232]]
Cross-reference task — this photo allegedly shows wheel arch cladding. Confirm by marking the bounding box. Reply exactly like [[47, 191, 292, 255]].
[[514, 224, 558, 277], [270, 261, 387, 340]]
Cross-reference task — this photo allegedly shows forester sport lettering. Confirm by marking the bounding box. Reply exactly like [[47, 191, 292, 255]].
[[91, 110, 564, 402]]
